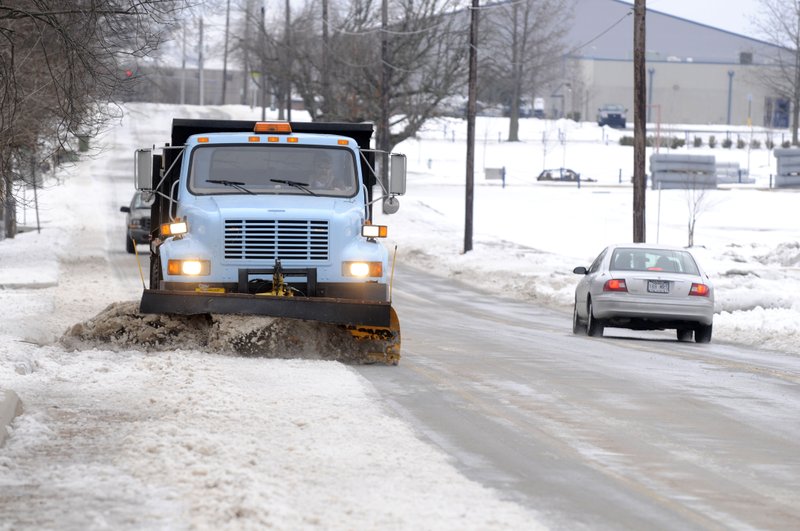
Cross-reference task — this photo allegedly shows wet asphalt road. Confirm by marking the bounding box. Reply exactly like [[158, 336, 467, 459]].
[[357, 264, 800, 530]]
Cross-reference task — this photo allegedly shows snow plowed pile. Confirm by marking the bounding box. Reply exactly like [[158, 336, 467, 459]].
[[60, 301, 377, 363]]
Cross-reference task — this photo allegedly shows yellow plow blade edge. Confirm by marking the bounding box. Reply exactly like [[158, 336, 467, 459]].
[[344, 307, 401, 365]]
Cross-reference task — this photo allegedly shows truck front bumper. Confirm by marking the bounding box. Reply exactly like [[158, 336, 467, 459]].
[[139, 289, 393, 327]]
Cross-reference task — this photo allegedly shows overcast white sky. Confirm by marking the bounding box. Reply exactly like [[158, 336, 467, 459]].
[[621, 0, 763, 38]]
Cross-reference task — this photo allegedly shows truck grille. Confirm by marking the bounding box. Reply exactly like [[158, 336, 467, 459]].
[[224, 219, 329, 261]]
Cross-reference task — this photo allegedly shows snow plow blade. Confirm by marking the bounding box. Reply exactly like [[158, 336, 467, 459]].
[[140, 289, 391, 326], [139, 289, 401, 365], [343, 306, 401, 365]]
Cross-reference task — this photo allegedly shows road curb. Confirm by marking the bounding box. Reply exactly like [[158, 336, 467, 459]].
[[0, 389, 23, 447]]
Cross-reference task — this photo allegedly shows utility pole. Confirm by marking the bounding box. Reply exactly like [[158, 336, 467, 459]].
[[464, 0, 479, 253], [633, 0, 646, 243]]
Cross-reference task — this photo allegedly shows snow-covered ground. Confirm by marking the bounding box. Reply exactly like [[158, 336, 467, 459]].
[[1, 102, 798, 528]]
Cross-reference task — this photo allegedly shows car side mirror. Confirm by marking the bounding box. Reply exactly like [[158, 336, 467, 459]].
[[135, 148, 153, 190], [573, 266, 588, 275], [120, 206, 130, 213]]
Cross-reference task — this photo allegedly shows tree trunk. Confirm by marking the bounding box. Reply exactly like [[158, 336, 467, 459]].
[[508, 3, 520, 142]]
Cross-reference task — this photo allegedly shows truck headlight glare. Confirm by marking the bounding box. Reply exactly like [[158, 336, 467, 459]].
[[343, 261, 382, 278], [167, 259, 210, 276]]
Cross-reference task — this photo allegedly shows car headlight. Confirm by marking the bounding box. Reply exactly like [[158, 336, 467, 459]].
[[342, 261, 382, 278], [167, 259, 210, 276]]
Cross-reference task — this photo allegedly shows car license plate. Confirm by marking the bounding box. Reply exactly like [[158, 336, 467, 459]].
[[648, 280, 670, 293]]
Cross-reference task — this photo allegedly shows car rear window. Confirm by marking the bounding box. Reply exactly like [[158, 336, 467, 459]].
[[610, 248, 700, 275]]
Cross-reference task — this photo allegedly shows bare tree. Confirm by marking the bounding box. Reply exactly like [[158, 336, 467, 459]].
[[753, 0, 800, 145], [684, 178, 715, 247], [0, 0, 181, 239], [481, 0, 572, 141]]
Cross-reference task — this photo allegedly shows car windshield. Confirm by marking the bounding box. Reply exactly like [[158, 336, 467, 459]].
[[188, 145, 358, 197], [609, 248, 700, 275]]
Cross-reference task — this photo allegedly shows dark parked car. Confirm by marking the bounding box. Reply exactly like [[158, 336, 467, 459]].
[[120, 191, 153, 253], [597, 104, 627, 128], [537, 168, 581, 182]]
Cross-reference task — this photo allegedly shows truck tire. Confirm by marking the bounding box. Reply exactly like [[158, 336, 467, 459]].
[[149, 252, 162, 290], [126, 235, 135, 254]]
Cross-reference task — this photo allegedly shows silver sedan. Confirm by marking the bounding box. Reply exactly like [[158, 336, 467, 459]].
[[572, 244, 715, 343]]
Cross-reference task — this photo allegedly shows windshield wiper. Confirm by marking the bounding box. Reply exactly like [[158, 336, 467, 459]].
[[270, 179, 317, 196], [206, 179, 255, 195]]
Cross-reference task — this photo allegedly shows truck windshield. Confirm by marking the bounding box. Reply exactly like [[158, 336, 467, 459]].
[[188, 145, 358, 197]]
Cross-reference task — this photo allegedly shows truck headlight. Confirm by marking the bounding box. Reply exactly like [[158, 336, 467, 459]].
[[343, 261, 382, 278], [167, 259, 210, 276]]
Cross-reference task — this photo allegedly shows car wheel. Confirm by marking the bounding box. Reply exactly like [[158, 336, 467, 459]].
[[677, 328, 693, 342], [695, 323, 713, 343], [126, 234, 136, 254], [572, 301, 586, 335], [586, 299, 604, 337]]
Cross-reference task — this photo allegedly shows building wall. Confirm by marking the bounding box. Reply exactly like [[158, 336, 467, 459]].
[[577, 59, 780, 126]]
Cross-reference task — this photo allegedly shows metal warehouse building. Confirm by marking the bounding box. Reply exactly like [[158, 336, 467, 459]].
[[557, 0, 788, 127]]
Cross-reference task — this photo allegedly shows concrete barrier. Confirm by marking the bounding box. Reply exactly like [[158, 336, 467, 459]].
[[774, 148, 800, 187], [650, 153, 717, 190]]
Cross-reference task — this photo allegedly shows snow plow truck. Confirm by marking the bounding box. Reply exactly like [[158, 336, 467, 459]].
[[133, 119, 407, 364]]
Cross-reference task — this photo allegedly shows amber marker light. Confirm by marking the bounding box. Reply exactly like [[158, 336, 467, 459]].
[[254, 122, 292, 133]]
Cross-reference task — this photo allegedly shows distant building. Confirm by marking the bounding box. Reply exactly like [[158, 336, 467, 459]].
[[560, 0, 789, 127]]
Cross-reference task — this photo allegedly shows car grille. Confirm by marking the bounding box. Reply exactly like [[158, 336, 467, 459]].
[[224, 219, 329, 261]]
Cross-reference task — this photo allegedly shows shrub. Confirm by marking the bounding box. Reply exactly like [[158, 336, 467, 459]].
[[782, 140, 792, 148], [670, 137, 685, 149], [619, 136, 634, 146], [722, 138, 733, 148], [765, 139, 775, 149], [693, 136, 703, 148], [736, 138, 746, 149], [709, 135, 717, 148], [751, 139, 761, 149]]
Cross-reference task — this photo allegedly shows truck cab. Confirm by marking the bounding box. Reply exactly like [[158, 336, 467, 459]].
[[134, 119, 406, 331]]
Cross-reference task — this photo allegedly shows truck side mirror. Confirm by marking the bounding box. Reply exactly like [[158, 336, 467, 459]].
[[135, 148, 153, 190], [389, 153, 407, 195]]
